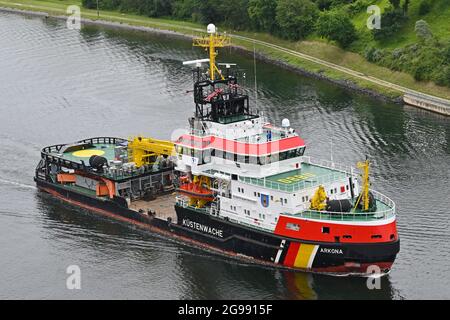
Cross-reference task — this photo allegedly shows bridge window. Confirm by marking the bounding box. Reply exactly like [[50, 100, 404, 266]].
[[286, 223, 300, 231]]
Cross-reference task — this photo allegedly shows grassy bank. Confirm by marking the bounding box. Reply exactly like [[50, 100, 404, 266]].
[[1, 0, 450, 101]]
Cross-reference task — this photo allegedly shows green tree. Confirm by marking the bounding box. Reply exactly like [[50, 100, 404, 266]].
[[415, 19, 433, 42], [275, 0, 319, 40], [316, 11, 357, 48], [372, 7, 407, 41], [389, 0, 400, 9], [248, 0, 277, 32]]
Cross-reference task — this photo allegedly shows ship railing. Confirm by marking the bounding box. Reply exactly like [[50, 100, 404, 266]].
[[287, 189, 396, 221], [41, 137, 128, 156], [300, 156, 356, 175], [238, 171, 350, 192]]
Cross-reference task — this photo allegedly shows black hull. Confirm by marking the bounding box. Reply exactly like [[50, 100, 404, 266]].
[[35, 178, 399, 275]]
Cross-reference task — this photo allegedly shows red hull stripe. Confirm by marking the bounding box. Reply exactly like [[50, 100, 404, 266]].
[[274, 215, 398, 243], [283, 242, 300, 267]]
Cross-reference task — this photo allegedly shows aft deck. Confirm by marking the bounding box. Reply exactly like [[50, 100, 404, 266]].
[[53, 143, 117, 164], [130, 193, 178, 223]]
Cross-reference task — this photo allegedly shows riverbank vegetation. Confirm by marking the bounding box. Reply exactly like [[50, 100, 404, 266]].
[[1, 0, 450, 100], [80, 0, 450, 89]]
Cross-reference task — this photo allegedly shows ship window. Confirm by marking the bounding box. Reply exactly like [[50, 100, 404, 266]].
[[284, 198, 287, 204], [334, 188, 337, 194], [238, 187, 241, 192], [302, 196, 305, 202], [343, 235, 352, 239], [286, 223, 300, 231], [241, 188, 244, 193], [254, 192, 257, 197], [322, 227, 330, 234], [257, 192, 260, 197], [346, 185, 349, 190], [330, 189, 334, 194], [270, 195, 273, 200], [390, 234, 395, 240], [371, 235, 382, 239]]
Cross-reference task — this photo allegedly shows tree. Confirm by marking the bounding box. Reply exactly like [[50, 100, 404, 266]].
[[248, 0, 277, 32], [372, 7, 407, 41], [275, 0, 319, 40], [415, 20, 433, 42], [316, 11, 357, 48], [389, 0, 400, 9]]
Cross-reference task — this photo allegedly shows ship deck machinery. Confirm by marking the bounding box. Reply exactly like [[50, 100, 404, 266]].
[[35, 136, 178, 224], [172, 24, 399, 275]]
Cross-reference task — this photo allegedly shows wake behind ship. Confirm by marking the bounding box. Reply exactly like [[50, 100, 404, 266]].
[[35, 24, 399, 276]]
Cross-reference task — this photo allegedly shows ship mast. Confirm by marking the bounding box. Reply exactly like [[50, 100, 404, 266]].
[[193, 24, 231, 81], [355, 158, 370, 211]]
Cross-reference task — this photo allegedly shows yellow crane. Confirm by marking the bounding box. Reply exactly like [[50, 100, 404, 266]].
[[128, 136, 175, 167], [193, 24, 231, 81], [354, 158, 370, 211]]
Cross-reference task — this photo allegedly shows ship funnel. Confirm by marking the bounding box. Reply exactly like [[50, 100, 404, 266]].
[[207, 23, 216, 34], [282, 118, 290, 128]]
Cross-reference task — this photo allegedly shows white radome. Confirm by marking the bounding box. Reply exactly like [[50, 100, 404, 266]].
[[207, 23, 216, 34], [282, 118, 290, 128]]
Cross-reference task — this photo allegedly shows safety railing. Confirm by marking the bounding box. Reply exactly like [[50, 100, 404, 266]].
[[286, 189, 395, 221], [239, 170, 350, 192]]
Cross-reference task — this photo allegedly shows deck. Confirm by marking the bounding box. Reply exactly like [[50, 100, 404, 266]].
[[239, 162, 349, 192], [52, 143, 118, 164], [129, 193, 178, 223]]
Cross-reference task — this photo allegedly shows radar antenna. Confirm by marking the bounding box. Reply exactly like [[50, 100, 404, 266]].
[[193, 24, 231, 81]]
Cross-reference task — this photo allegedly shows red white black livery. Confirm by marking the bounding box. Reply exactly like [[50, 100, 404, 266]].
[[35, 24, 399, 276]]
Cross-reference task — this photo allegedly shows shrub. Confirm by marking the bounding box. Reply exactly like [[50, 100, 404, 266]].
[[316, 11, 357, 48], [419, 0, 432, 16], [415, 20, 433, 42], [275, 0, 319, 40], [372, 8, 407, 41]]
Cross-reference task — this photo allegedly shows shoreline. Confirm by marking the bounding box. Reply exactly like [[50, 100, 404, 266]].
[[1, 6, 401, 104]]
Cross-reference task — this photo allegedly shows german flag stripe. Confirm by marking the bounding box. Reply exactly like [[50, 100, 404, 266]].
[[283, 242, 300, 267], [283, 242, 319, 269]]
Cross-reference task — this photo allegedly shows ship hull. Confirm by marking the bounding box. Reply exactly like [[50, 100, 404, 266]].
[[35, 178, 399, 276]]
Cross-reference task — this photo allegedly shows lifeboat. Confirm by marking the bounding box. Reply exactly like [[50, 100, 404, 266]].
[[177, 176, 214, 208]]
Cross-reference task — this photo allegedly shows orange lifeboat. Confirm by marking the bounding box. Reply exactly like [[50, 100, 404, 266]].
[[177, 176, 214, 208]]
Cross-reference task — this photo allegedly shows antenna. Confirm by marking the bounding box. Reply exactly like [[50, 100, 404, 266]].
[[253, 42, 258, 109], [217, 63, 236, 78], [193, 24, 231, 80], [330, 136, 333, 163], [182, 58, 210, 67]]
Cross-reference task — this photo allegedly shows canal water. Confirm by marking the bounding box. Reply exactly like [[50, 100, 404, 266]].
[[0, 11, 449, 299]]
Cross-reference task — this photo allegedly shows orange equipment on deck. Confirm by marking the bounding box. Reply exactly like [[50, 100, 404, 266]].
[[178, 175, 214, 208]]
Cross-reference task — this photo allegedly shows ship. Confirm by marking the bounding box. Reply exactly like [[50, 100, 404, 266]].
[[35, 24, 399, 276]]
